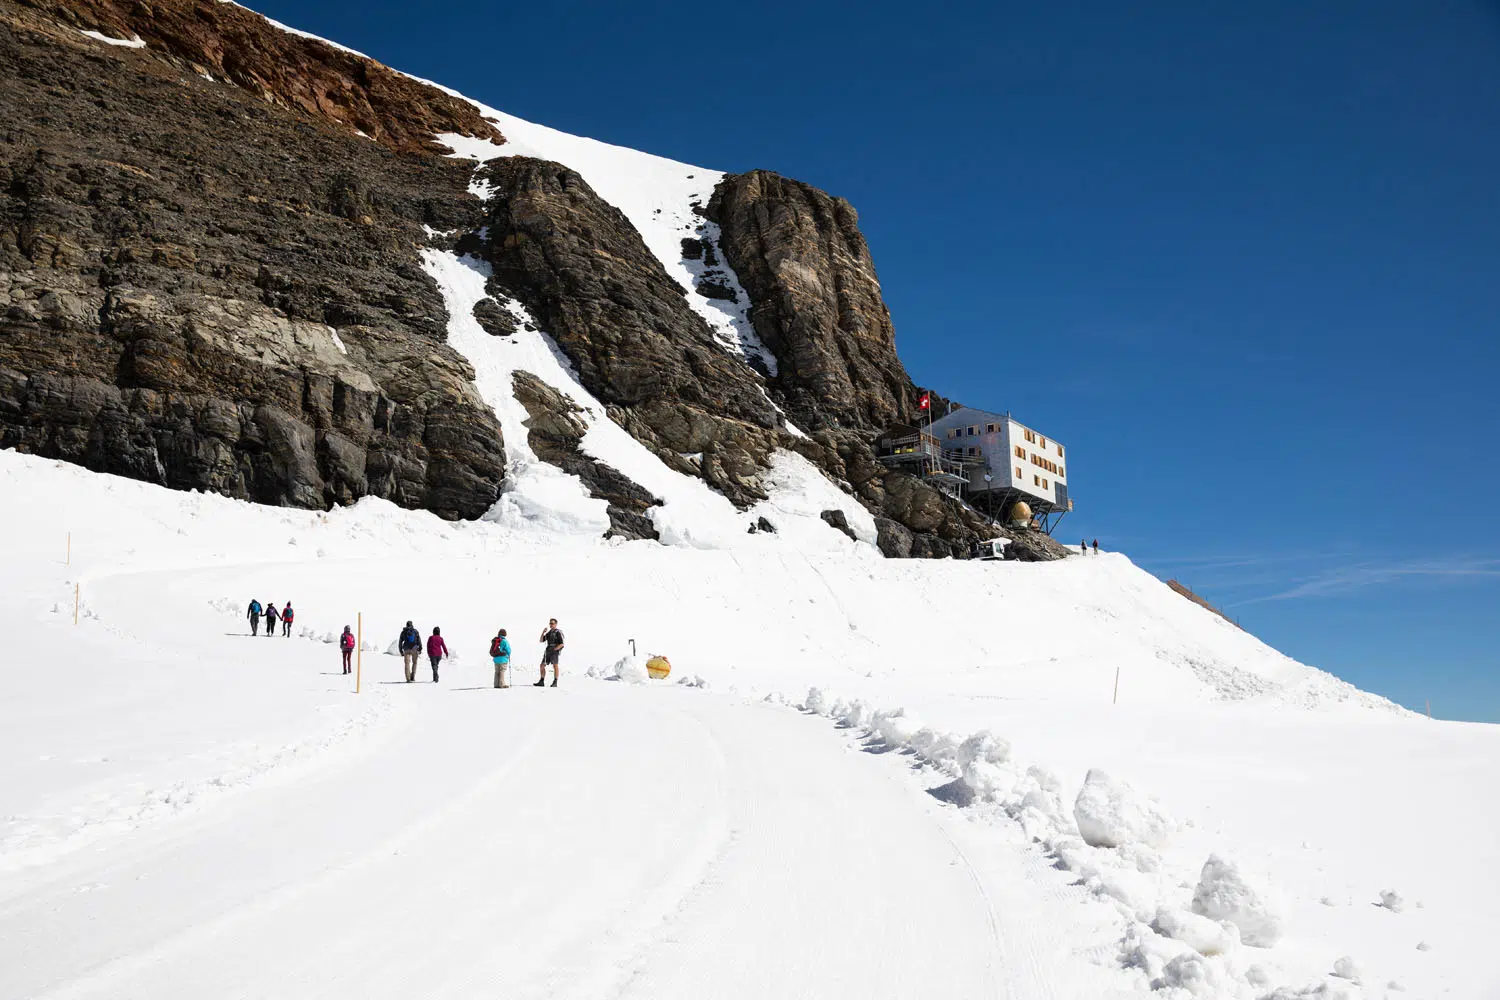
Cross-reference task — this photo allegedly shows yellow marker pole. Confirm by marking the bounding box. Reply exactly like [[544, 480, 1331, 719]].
[[356, 612, 363, 694], [74, 582, 80, 625]]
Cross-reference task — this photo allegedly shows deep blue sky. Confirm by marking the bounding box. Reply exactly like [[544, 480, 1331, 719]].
[[257, 1, 1499, 720]]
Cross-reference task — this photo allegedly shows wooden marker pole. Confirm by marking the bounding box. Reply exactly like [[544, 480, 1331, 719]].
[[355, 612, 363, 694], [74, 582, 79, 625], [1112, 666, 1120, 705]]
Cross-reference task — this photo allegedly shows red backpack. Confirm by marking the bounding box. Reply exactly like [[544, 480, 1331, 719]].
[[340, 632, 354, 650]]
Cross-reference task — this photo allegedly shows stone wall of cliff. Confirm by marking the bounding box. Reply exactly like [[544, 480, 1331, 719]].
[[0, 5, 506, 517]]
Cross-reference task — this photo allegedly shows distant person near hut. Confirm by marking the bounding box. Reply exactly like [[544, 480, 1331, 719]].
[[1092, 538, 1099, 554]]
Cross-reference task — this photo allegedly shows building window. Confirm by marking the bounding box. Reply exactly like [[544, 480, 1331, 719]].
[[1033, 474, 1040, 486], [1057, 445, 1064, 458], [1058, 467, 1064, 478], [1015, 466, 1022, 478], [1043, 478, 1049, 489], [968, 447, 978, 456], [1024, 429, 1035, 443], [986, 423, 997, 433], [1014, 445, 1025, 459]]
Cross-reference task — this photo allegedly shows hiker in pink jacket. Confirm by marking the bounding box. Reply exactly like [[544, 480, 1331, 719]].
[[426, 627, 449, 683]]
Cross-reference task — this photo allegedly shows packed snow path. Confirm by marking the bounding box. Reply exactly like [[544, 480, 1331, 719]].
[[0, 578, 1130, 1000]]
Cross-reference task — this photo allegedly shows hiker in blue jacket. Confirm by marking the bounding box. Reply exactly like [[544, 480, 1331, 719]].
[[247, 599, 263, 635], [490, 629, 512, 689]]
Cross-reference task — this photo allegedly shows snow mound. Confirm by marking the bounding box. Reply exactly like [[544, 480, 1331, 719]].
[[1190, 854, 1286, 947], [1074, 768, 1175, 849], [1153, 906, 1240, 957]]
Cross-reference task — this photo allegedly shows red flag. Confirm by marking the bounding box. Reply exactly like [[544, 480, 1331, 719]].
[[918, 393, 930, 411]]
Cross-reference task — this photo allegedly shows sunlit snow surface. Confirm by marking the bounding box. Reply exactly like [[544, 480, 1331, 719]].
[[8, 8, 1497, 998]]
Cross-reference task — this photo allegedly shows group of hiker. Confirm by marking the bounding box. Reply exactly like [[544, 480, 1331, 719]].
[[1081, 538, 1099, 555], [245, 599, 295, 637], [247, 601, 565, 689]]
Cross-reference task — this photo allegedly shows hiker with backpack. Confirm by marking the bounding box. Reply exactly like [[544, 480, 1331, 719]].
[[281, 601, 295, 637], [263, 602, 280, 637], [247, 599, 262, 635], [340, 625, 355, 674], [398, 621, 422, 683], [536, 619, 564, 688], [490, 629, 512, 689], [427, 627, 449, 683]]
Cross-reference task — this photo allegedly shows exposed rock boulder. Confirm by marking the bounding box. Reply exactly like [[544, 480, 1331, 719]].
[[509, 371, 660, 540], [0, 12, 505, 517], [819, 508, 857, 542], [708, 170, 917, 433]]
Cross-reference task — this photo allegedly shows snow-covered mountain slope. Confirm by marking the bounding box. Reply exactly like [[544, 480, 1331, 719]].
[[3, 450, 1495, 999]]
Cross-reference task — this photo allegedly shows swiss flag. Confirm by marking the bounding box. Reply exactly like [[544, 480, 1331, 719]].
[[918, 393, 930, 411]]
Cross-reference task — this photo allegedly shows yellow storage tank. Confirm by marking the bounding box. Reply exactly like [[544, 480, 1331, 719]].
[[646, 655, 672, 680]]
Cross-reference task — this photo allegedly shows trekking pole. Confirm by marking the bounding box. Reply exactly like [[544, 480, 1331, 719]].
[[1112, 666, 1120, 705], [356, 612, 363, 694], [629, 638, 636, 657]]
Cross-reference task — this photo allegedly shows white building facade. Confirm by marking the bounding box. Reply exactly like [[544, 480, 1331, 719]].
[[926, 406, 1071, 513]]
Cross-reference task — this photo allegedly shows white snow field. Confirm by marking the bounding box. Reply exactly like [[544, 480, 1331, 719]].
[[5, 6, 1497, 997], [2, 450, 1498, 1000]]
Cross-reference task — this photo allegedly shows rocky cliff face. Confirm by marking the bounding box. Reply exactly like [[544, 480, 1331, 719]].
[[707, 170, 916, 433], [13, 0, 502, 154], [0, 4, 506, 517], [1, 0, 1063, 558], [470, 157, 788, 508]]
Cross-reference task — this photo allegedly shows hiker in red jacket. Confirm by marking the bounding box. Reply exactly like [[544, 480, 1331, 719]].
[[339, 625, 355, 675], [427, 627, 449, 683], [281, 601, 295, 637]]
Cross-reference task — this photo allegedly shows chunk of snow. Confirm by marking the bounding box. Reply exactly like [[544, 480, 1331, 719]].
[[610, 654, 648, 685], [1331, 955, 1361, 982], [1153, 907, 1240, 957], [1073, 768, 1175, 849], [1190, 854, 1286, 947], [80, 29, 146, 48], [1378, 889, 1405, 913]]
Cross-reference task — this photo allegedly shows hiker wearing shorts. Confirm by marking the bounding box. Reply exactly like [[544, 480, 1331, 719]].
[[536, 619, 564, 688]]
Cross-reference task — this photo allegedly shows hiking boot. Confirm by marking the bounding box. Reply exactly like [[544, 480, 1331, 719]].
[[550, 679, 558, 688], [533, 680, 545, 687]]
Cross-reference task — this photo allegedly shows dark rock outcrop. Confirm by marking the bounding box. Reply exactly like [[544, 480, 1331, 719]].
[[12, 0, 503, 154], [509, 371, 660, 540], [819, 508, 857, 542], [707, 170, 918, 433], [0, 7, 506, 517], [473, 156, 786, 507]]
